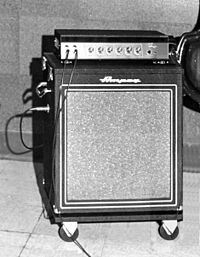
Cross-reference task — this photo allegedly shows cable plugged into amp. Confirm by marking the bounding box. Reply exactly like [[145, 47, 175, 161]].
[[19, 104, 50, 151], [29, 105, 50, 113]]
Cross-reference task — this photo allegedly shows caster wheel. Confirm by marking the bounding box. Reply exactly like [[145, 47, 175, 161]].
[[58, 226, 79, 242], [159, 224, 179, 240]]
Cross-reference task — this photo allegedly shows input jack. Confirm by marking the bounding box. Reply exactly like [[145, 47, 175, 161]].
[[147, 49, 152, 55]]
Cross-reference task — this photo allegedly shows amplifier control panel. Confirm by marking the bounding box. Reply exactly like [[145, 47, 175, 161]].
[[54, 29, 173, 60], [59, 42, 169, 60]]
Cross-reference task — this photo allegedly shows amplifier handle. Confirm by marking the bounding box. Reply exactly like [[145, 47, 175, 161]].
[[36, 82, 52, 98]]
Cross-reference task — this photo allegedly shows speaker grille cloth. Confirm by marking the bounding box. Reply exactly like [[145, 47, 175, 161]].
[[65, 90, 171, 201]]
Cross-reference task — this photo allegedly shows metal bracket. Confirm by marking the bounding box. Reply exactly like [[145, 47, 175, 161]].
[[54, 37, 60, 49], [36, 82, 52, 98], [48, 66, 54, 81], [53, 206, 61, 214], [62, 221, 78, 237], [177, 205, 183, 211], [162, 220, 178, 235], [42, 56, 47, 71]]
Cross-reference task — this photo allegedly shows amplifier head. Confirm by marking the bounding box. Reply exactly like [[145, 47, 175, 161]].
[[54, 29, 173, 60]]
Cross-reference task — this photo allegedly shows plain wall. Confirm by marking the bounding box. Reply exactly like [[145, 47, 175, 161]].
[[0, 0, 200, 164]]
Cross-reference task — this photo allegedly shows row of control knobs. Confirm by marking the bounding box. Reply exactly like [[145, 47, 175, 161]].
[[88, 46, 144, 56]]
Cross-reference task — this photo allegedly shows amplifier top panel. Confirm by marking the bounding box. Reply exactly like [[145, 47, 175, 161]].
[[55, 29, 170, 42]]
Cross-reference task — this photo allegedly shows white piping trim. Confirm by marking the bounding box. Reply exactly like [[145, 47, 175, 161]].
[[59, 84, 178, 210]]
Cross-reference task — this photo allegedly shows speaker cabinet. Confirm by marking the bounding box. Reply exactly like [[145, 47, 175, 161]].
[[43, 53, 183, 226]]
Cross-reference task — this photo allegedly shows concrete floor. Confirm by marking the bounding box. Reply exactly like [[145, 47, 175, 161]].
[[0, 159, 200, 257]]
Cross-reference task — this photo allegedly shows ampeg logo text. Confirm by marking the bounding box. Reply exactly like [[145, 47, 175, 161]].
[[100, 76, 141, 84]]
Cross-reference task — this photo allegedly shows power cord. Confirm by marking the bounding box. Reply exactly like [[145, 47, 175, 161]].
[[176, 29, 200, 63], [46, 49, 92, 257], [175, 30, 200, 104], [50, 48, 78, 192], [62, 225, 92, 257], [19, 105, 50, 150]]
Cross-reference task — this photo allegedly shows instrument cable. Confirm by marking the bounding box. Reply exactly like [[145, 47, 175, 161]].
[[47, 50, 92, 257]]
